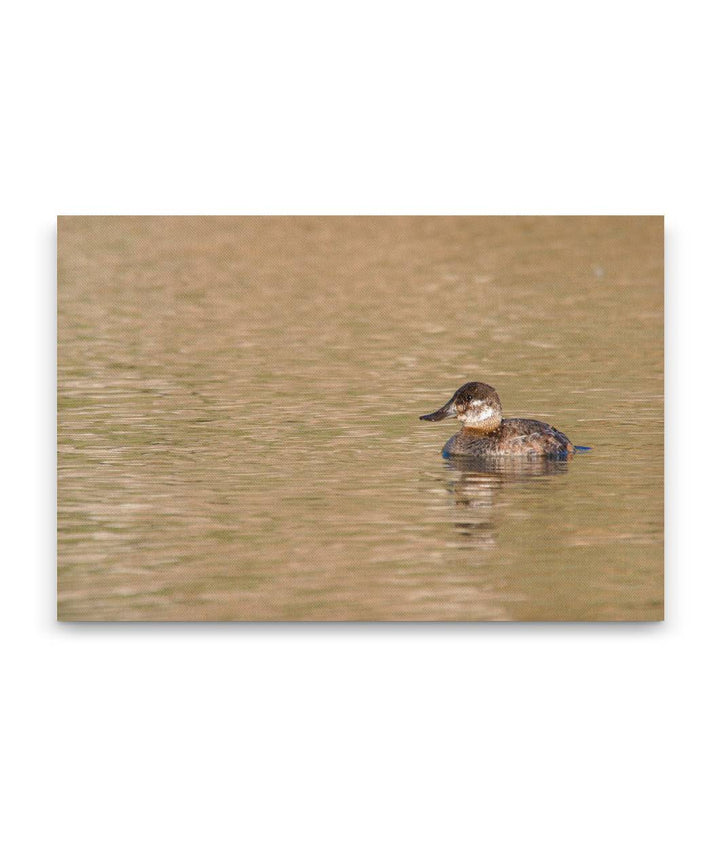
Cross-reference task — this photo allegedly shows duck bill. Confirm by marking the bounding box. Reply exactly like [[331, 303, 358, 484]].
[[420, 398, 457, 421]]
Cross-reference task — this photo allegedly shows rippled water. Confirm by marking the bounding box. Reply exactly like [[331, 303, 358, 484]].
[[58, 216, 663, 620]]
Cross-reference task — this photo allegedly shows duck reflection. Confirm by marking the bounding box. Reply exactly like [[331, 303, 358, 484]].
[[441, 456, 569, 549]]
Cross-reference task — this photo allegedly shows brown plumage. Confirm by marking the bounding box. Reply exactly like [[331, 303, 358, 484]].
[[420, 381, 578, 458]]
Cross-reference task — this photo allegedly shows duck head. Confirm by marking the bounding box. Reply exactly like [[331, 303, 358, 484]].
[[420, 381, 503, 432]]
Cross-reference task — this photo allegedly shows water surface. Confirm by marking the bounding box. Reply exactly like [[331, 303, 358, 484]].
[[58, 216, 663, 620]]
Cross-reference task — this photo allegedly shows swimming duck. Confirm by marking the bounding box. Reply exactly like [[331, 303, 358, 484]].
[[420, 381, 583, 458]]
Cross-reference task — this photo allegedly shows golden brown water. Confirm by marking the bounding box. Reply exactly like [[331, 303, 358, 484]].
[[57, 216, 663, 620]]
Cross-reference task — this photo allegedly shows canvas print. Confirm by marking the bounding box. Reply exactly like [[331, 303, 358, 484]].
[[57, 216, 663, 621]]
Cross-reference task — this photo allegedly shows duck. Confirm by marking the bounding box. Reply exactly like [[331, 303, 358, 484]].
[[420, 381, 587, 458]]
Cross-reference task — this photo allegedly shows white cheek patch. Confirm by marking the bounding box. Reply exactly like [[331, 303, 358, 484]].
[[462, 404, 495, 425]]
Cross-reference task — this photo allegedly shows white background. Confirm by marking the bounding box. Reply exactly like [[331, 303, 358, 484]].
[[3, 2, 718, 854]]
